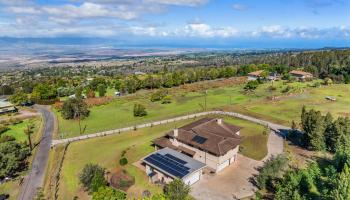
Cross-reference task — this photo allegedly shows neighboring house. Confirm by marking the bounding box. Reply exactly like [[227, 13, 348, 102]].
[[247, 70, 264, 81], [152, 118, 242, 173], [289, 70, 313, 81], [143, 147, 206, 186], [0, 100, 17, 115], [268, 72, 281, 81]]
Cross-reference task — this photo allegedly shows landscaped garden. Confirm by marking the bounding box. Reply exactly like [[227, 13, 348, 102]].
[[56, 115, 267, 199]]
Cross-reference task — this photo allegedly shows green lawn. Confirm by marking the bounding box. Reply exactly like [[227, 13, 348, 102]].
[[0, 180, 20, 200], [1, 118, 42, 143], [56, 79, 349, 139], [58, 116, 267, 199], [238, 84, 350, 126]]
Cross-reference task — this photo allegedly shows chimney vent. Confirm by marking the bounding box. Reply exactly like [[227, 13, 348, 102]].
[[174, 129, 178, 137], [217, 118, 222, 125]]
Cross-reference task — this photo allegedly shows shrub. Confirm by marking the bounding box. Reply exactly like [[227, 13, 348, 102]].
[[244, 80, 259, 91], [282, 85, 293, 93], [161, 95, 172, 104], [150, 90, 168, 102], [119, 157, 128, 166], [92, 186, 126, 200], [164, 179, 190, 200], [133, 104, 147, 117], [79, 164, 107, 192]]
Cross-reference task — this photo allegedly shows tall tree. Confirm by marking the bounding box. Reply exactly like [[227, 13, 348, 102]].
[[164, 179, 191, 200]]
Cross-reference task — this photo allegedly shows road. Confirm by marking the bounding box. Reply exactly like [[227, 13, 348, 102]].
[[17, 105, 54, 200], [52, 110, 290, 146]]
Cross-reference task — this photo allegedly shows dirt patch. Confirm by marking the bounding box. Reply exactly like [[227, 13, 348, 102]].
[[109, 169, 135, 192], [338, 112, 350, 117]]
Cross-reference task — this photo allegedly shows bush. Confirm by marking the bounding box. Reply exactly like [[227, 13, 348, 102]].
[[244, 80, 259, 91], [161, 95, 172, 104], [79, 164, 107, 192], [282, 85, 293, 93], [133, 104, 147, 117], [150, 90, 168, 102], [119, 157, 128, 166], [164, 179, 190, 200], [92, 186, 126, 200]]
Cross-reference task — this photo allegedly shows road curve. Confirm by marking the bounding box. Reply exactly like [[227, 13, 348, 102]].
[[17, 105, 54, 200]]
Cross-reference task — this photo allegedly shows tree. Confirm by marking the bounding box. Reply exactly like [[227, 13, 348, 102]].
[[244, 80, 259, 91], [24, 120, 34, 151], [164, 179, 191, 200], [34, 188, 46, 200], [79, 164, 107, 192], [75, 87, 83, 99], [133, 104, 147, 117], [161, 95, 172, 104], [330, 164, 350, 200], [301, 108, 326, 150], [31, 84, 57, 100], [92, 186, 126, 200], [9, 91, 28, 106], [0, 141, 30, 179], [97, 84, 107, 97], [61, 98, 89, 120]]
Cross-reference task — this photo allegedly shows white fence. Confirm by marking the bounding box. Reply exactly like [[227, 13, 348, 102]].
[[51, 111, 288, 147]]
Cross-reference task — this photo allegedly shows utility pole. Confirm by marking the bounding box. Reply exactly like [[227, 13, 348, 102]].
[[204, 90, 207, 111]]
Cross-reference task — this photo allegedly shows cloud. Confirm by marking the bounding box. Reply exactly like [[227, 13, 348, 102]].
[[232, 3, 248, 11], [8, 6, 42, 14], [144, 0, 209, 6], [177, 23, 238, 38]]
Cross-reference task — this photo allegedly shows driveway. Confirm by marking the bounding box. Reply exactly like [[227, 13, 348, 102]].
[[17, 105, 54, 200], [191, 129, 285, 200]]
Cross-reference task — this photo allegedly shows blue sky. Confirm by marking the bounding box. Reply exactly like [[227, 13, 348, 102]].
[[0, 0, 350, 48]]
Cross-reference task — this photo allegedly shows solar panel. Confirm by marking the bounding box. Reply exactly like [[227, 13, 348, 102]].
[[192, 135, 207, 144], [165, 153, 187, 165], [144, 153, 190, 178]]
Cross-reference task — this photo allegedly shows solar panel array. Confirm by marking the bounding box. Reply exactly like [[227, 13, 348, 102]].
[[192, 135, 207, 144], [144, 153, 190, 178]]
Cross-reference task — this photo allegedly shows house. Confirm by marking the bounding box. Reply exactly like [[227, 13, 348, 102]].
[[152, 118, 242, 173], [248, 70, 264, 81], [143, 147, 206, 186], [289, 70, 313, 81], [0, 100, 17, 115]]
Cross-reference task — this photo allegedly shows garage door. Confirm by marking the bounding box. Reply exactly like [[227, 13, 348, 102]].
[[183, 171, 201, 185], [217, 159, 229, 172]]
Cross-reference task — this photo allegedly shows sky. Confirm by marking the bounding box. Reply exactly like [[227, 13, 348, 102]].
[[0, 0, 350, 48]]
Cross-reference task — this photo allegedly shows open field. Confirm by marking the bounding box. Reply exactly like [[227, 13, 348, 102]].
[[55, 78, 348, 139], [57, 116, 266, 199]]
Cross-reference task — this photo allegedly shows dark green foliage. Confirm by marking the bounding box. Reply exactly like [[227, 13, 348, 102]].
[[97, 84, 107, 97], [92, 186, 126, 200], [9, 91, 28, 106], [301, 108, 326, 150], [0, 85, 14, 95], [119, 157, 128, 166], [133, 104, 147, 117], [31, 83, 57, 100], [61, 98, 90, 120], [79, 164, 107, 193], [0, 124, 8, 134], [244, 80, 259, 91], [256, 154, 289, 190], [89, 78, 107, 90], [75, 87, 83, 99], [0, 141, 30, 179], [164, 179, 191, 200]]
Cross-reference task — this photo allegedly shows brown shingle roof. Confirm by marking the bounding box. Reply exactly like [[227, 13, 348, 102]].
[[248, 70, 264, 77], [166, 118, 242, 156], [289, 70, 313, 77]]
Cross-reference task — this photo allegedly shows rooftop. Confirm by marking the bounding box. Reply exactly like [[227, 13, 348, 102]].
[[289, 70, 313, 76], [0, 100, 13, 108], [248, 70, 264, 77], [143, 147, 206, 179], [167, 118, 242, 156]]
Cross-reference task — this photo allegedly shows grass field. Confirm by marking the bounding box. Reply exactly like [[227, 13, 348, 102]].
[[56, 78, 349, 139], [57, 116, 266, 199]]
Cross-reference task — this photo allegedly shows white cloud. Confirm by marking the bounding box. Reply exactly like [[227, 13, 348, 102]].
[[144, 0, 208, 6], [232, 3, 248, 11], [8, 6, 42, 14], [179, 23, 238, 37]]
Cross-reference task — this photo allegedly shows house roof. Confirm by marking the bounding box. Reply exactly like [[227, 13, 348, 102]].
[[248, 70, 264, 77], [289, 70, 313, 77], [166, 118, 242, 156], [143, 147, 206, 179]]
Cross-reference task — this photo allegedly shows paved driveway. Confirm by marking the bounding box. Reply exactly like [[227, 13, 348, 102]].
[[191, 129, 285, 200]]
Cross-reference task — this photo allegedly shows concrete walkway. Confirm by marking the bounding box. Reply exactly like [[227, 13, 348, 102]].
[[51, 110, 290, 147]]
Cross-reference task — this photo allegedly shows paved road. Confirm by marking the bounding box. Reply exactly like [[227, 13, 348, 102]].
[[51, 110, 290, 146], [17, 105, 54, 200]]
